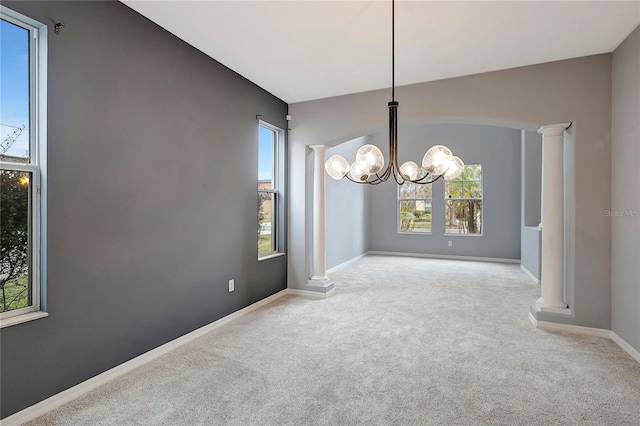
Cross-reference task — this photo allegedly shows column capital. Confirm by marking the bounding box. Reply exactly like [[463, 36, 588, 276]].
[[308, 144, 328, 154], [538, 123, 571, 137]]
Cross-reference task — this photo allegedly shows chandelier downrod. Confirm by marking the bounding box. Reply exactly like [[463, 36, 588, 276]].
[[324, 0, 464, 185]]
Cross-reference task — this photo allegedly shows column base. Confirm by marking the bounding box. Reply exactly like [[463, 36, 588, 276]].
[[534, 298, 571, 315], [305, 278, 335, 297]]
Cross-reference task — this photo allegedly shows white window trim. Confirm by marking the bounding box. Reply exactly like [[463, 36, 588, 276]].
[[258, 120, 282, 259], [444, 164, 483, 236], [397, 184, 433, 235], [258, 187, 278, 255], [0, 6, 48, 328]]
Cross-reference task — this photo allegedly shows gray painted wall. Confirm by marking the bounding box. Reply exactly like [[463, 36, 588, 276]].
[[289, 54, 612, 330], [521, 131, 542, 280], [521, 227, 541, 281], [612, 25, 640, 353], [325, 137, 369, 270], [0, 1, 288, 418], [367, 123, 521, 259], [522, 131, 542, 227]]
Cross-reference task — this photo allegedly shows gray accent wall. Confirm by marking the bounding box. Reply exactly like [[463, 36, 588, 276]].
[[325, 137, 369, 270], [612, 25, 640, 353], [289, 54, 612, 330], [367, 123, 521, 259], [0, 0, 287, 418]]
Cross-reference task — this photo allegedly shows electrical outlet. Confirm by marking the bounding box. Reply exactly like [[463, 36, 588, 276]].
[[448, 241, 452, 247], [228, 279, 235, 292]]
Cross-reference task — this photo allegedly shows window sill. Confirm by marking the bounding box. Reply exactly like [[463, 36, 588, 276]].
[[445, 233, 484, 237], [0, 311, 49, 329], [398, 231, 432, 235], [258, 252, 286, 262]]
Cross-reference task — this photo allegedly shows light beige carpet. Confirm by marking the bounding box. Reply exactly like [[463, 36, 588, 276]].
[[28, 256, 640, 425]]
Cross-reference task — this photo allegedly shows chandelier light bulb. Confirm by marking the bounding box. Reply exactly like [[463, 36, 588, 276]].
[[325, 155, 350, 180], [399, 161, 419, 181], [349, 161, 369, 182], [356, 144, 385, 175], [443, 156, 465, 181], [422, 145, 453, 176]]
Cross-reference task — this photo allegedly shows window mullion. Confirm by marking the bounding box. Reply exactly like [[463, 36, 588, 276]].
[[0, 162, 37, 172]]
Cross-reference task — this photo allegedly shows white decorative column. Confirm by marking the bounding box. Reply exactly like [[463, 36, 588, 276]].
[[308, 145, 333, 289], [536, 123, 571, 312]]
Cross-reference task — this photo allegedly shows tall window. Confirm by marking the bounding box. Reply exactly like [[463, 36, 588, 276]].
[[1, 10, 46, 321], [445, 164, 482, 234], [398, 174, 432, 233], [258, 123, 279, 257]]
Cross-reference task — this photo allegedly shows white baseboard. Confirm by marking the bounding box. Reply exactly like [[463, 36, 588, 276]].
[[520, 264, 540, 283], [369, 251, 520, 264], [534, 318, 611, 338], [287, 287, 336, 299], [532, 299, 572, 316], [1, 289, 291, 426], [326, 252, 367, 274], [610, 332, 640, 363], [529, 313, 640, 364]]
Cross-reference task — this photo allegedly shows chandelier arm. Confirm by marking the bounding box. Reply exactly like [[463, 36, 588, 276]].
[[392, 169, 405, 185], [393, 114, 398, 171], [378, 156, 394, 181], [410, 172, 431, 184], [414, 174, 443, 185], [376, 137, 393, 182], [405, 168, 448, 184], [366, 174, 386, 185], [377, 156, 393, 181], [389, 101, 399, 178], [344, 174, 374, 185], [343, 171, 389, 185], [416, 171, 441, 183], [419, 173, 431, 181], [388, 103, 396, 172]]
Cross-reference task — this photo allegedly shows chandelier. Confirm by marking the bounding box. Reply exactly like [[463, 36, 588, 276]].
[[324, 0, 464, 185]]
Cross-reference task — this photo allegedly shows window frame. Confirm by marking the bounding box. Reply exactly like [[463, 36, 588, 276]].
[[257, 121, 282, 259], [0, 7, 48, 327], [397, 176, 433, 235], [444, 163, 483, 236]]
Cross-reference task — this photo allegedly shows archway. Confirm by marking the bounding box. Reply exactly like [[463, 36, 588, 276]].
[[300, 117, 573, 325]]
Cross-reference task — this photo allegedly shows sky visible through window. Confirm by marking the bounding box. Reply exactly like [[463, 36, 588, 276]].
[[258, 125, 274, 181], [0, 18, 30, 159]]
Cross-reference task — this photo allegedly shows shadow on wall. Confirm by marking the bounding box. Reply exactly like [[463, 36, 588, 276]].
[[325, 136, 370, 270]]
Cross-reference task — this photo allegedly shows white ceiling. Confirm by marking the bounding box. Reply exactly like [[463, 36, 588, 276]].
[[121, 1, 640, 103]]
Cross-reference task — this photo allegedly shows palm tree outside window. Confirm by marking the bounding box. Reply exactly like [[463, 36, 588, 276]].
[[445, 164, 482, 234]]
